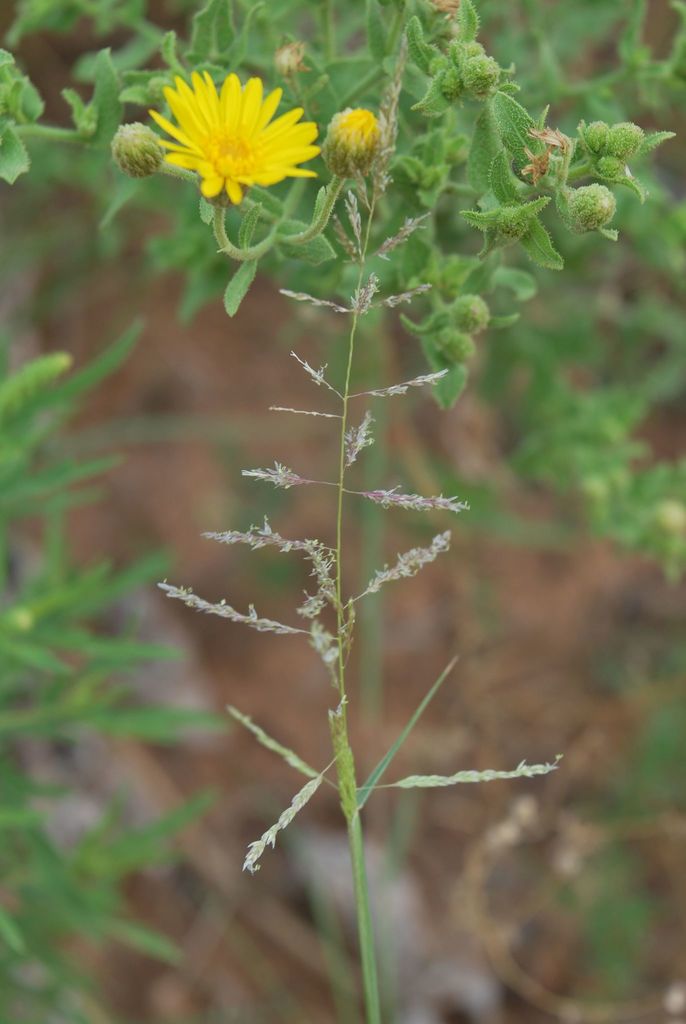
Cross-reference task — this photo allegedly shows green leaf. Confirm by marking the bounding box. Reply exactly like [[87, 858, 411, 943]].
[[492, 265, 537, 301], [227, 705, 320, 779], [434, 363, 468, 407], [357, 657, 458, 809], [91, 49, 122, 146], [238, 203, 262, 248], [90, 707, 226, 740], [0, 352, 72, 425], [277, 222, 336, 264], [468, 103, 500, 192], [489, 149, 519, 204], [160, 30, 184, 73], [492, 90, 536, 167], [406, 15, 434, 74], [638, 130, 676, 155], [199, 197, 214, 225], [366, 0, 386, 59], [106, 919, 179, 964], [520, 219, 564, 270], [457, 0, 480, 41], [0, 122, 30, 184], [188, 0, 234, 61], [0, 907, 25, 954], [223, 260, 258, 317], [411, 72, 451, 118]]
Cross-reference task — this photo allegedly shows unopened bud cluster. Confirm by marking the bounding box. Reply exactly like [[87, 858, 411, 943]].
[[402, 293, 490, 369], [578, 119, 645, 180], [407, 15, 501, 116]]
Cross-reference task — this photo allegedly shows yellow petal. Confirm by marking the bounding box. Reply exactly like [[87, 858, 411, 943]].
[[256, 87, 283, 131], [225, 179, 243, 204], [165, 153, 202, 170], [220, 73, 242, 131], [241, 77, 264, 136], [191, 71, 216, 127], [163, 86, 205, 143], [149, 108, 194, 148], [201, 174, 224, 198], [258, 107, 304, 144]]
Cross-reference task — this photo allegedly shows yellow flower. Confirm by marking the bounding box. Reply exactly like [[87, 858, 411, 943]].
[[150, 72, 320, 203]]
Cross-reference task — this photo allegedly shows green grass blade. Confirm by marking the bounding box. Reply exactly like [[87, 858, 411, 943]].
[[356, 655, 458, 810]]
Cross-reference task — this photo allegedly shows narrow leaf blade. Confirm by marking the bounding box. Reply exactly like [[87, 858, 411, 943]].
[[357, 656, 458, 809]]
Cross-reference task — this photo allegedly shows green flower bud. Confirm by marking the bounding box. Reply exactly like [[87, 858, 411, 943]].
[[596, 155, 626, 180], [496, 206, 530, 241], [437, 328, 476, 363], [567, 184, 616, 232], [452, 294, 490, 333], [655, 499, 686, 536], [111, 122, 164, 178], [582, 120, 609, 154], [461, 54, 501, 99], [581, 475, 609, 504], [4, 606, 35, 631], [606, 121, 644, 160], [462, 41, 486, 58], [322, 108, 381, 177]]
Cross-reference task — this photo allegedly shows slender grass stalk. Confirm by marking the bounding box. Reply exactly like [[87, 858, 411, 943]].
[[359, 327, 389, 722], [323, 0, 336, 62], [331, 199, 382, 1024]]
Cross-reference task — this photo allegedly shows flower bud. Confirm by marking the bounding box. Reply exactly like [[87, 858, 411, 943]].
[[274, 41, 308, 77], [112, 122, 164, 178], [655, 499, 686, 536], [567, 184, 616, 232], [582, 120, 609, 154], [581, 475, 609, 504], [496, 206, 530, 241], [606, 121, 644, 160], [452, 294, 490, 333], [461, 54, 500, 99], [322, 108, 381, 178], [462, 41, 486, 58], [596, 155, 625, 180], [437, 328, 476, 363]]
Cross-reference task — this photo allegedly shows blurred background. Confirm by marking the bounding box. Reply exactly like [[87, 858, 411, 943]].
[[1, 1, 685, 1021]]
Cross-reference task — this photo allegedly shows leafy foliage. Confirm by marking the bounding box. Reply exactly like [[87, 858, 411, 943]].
[[0, 327, 220, 1017]]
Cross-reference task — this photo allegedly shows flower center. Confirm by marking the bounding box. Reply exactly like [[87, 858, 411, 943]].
[[206, 132, 257, 178]]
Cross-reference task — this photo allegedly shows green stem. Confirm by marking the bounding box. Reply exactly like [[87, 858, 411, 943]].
[[566, 159, 593, 182], [158, 163, 198, 184], [212, 207, 277, 262], [15, 123, 82, 143], [332, 199, 382, 1023], [323, 0, 336, 61], [359, 326, 389, 722], [283, 177, 344, 244], [348, 813, 382, 1023], [339, 3, 405, 106]]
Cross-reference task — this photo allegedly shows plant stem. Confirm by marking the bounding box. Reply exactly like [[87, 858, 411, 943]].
[[323, 0, 336, 61], [15, 123, 82, 143], [331, 199, 382, 1023], [284, 177, 344, 244], [212, 207, 277, 262]]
